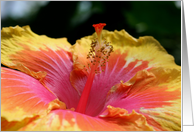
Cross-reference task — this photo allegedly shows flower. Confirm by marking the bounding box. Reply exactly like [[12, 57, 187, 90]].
[[1, 23, 181, 131]]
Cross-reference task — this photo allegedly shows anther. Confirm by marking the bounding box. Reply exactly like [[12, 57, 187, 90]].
[[76, 23, 109, 114]]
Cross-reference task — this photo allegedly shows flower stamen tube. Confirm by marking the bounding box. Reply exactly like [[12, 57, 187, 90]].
[[76, 23, 113, 114]]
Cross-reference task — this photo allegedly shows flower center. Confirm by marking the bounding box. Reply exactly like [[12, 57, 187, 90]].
[[75, 23, 113, 114]]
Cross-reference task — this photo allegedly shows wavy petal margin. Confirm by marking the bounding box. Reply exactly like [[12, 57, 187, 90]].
[[1, 25, 71, 66], [1, 116, 39, 131], [73, 29, 180, 70], [99, 105, 154, 131], [19, 107, 154, 131], [1, 26, 181, 131], [71, 29, 180, 116], [103, 68, 181, 131], [1, 25, 80, 109]]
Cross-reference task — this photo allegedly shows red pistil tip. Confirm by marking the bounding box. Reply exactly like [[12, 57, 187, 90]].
[[93, 23, 106, 36]]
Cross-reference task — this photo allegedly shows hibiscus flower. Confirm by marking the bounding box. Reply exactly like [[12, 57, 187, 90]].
[[1, 23, 181, 131]]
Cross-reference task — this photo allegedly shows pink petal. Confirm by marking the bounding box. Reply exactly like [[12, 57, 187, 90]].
[[10, 47, 80, 109], [1, 67, 56, 121], [71, 51, 151, 116]]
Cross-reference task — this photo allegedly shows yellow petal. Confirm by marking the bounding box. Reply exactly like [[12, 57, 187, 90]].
[[129, 68, 181, 131], [1, 67, 56, 122], [1, 25, 71, 67], [19, 110, 123, 131], [19, 108, 153, 131], [139, 100, 181, 131], [1, 116, 39, 131], [1, 25, 80, 109], [72, 29, 180, 71], [99, 105, 154, 131], [105, 67, 181, 131]]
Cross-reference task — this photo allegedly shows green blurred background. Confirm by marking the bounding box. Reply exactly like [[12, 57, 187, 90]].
[[1, 1, 181, 65]]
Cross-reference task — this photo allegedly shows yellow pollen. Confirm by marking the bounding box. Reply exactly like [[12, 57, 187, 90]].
[[85, 35, 114, 74]]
